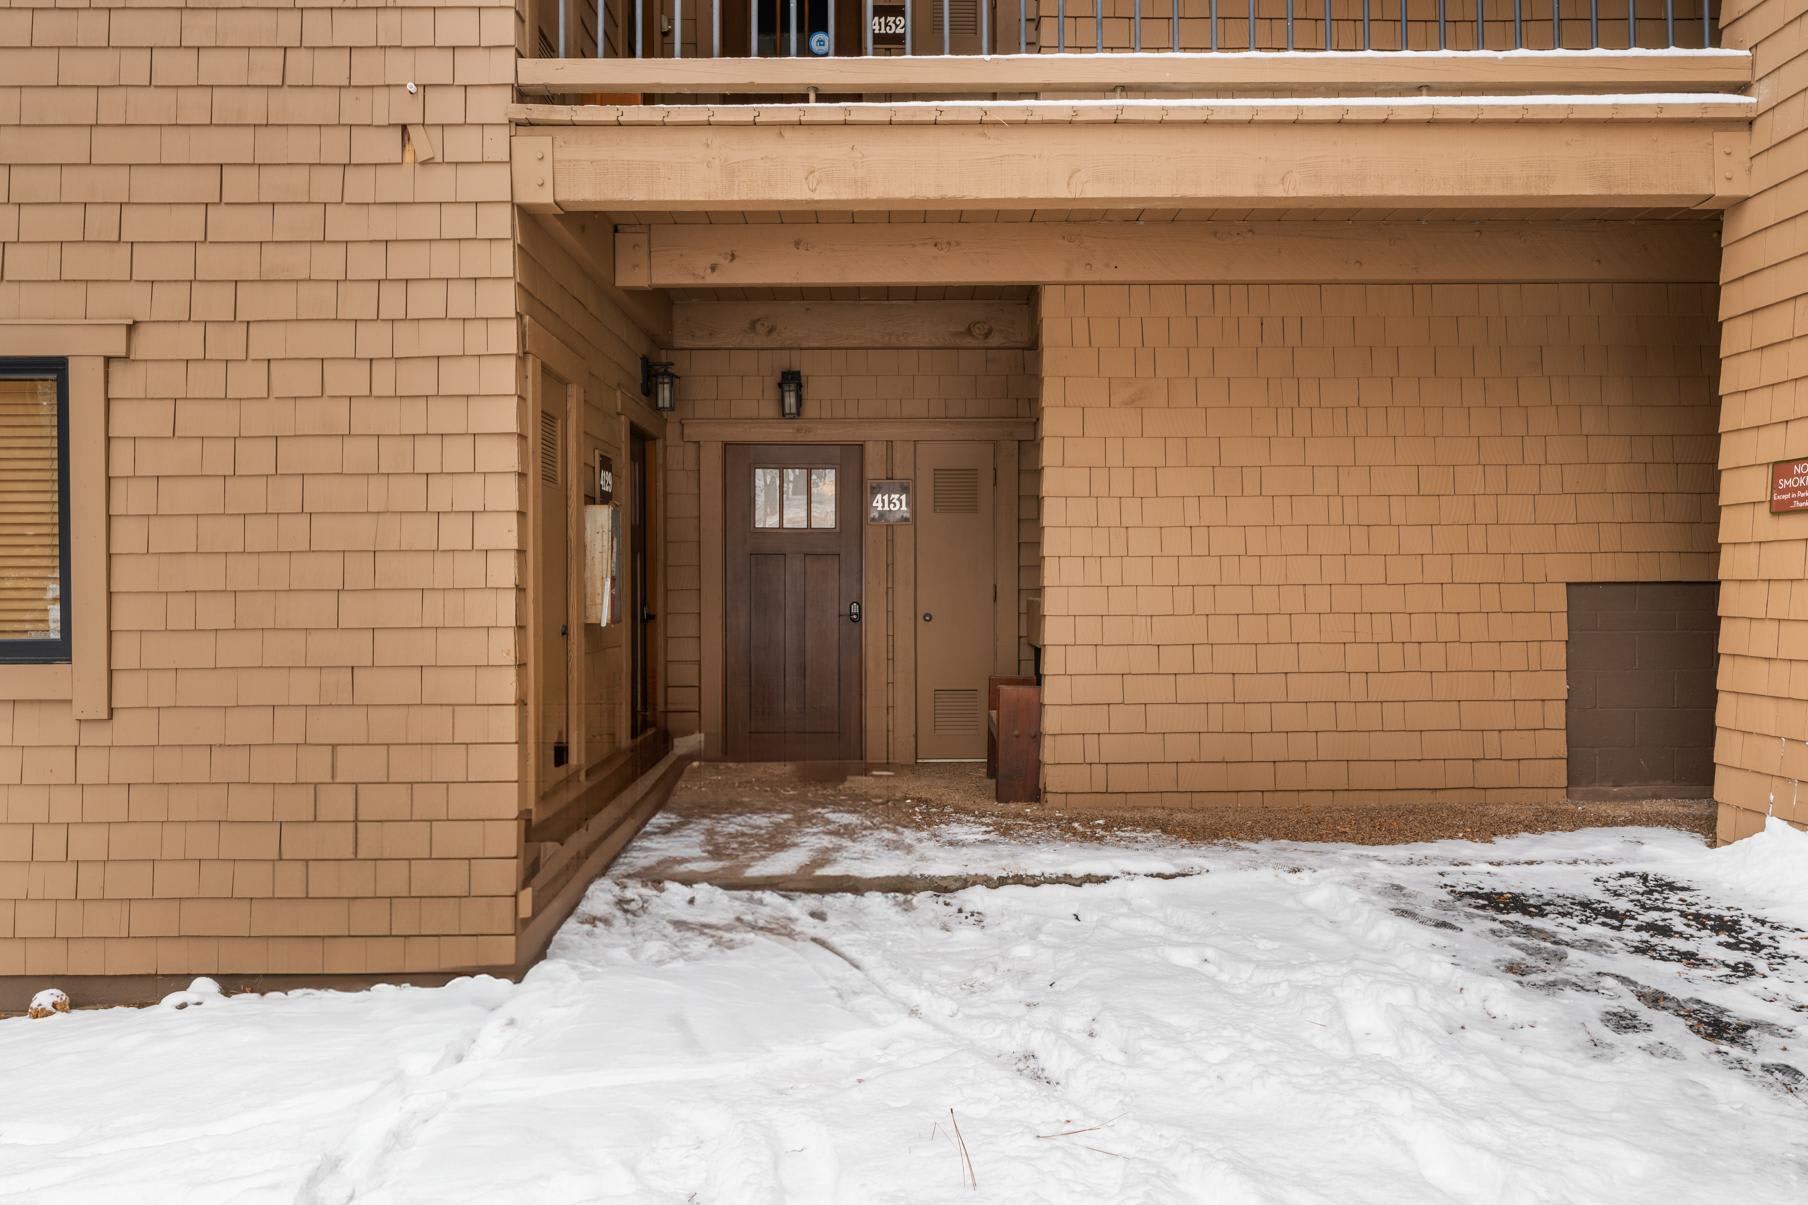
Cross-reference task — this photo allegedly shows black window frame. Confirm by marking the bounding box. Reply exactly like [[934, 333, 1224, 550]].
[[0, 357, 72, 664]]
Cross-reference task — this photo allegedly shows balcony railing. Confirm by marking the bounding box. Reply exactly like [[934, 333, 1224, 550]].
[[528, 0, 1718, 60]]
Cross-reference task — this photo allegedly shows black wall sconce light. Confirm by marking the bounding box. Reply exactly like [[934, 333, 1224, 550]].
[[778, 369, 804, 420], [640, 356, 678, 413]]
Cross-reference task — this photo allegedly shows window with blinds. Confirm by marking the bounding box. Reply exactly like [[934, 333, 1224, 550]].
[[0, 360, 70, 663]]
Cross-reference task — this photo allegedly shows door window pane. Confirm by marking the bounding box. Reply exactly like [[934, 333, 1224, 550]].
[[753, 467, 781, 528], [809, 468, 836, 529], [0, 363, 68, 662], [782, 467, 809, 528]]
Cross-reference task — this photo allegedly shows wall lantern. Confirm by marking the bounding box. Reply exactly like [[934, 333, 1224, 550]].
[[640, 356, 678, 413], [778, 369, 804, 420]]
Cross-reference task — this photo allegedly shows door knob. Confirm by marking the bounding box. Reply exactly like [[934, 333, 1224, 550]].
[[640, 606, 656, 623], [922, 612, 933, 622], [848, 600, 861, 624]]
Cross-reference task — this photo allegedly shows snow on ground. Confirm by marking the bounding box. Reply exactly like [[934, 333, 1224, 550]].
[[3, 820, 1806, 1204]]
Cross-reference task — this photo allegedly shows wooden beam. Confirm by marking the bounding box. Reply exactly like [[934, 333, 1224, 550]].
[[625, 221, 1724, 289], [671, 301, 1033, 349], [517, 50, 1752, 97], [534, 117, 1746, 212], [680, 418, 1037, 443]]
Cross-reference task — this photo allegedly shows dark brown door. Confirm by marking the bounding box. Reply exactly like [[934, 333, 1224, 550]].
[[724, 444, 863, 761]]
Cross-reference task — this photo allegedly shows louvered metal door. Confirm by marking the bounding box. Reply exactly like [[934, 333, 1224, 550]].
[[536, 365, 573, 782]]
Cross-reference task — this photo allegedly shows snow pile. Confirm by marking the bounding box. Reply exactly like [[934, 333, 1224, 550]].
[[26, 988, 69, 1020], [159, 977, 226, 1011], [0, 825, 1803, 1203], [1693, 815, 1808, 928]]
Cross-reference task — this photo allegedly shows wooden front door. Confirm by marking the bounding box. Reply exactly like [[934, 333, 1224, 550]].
[[724, 444, 864, 761]]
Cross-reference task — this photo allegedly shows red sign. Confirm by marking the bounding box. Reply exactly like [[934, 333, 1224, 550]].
[[1772, 458, 1808, 514]]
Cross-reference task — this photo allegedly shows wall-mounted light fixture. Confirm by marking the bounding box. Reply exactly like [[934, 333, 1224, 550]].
[[640, 356, 678, 413], [778, 369, 804, 420]]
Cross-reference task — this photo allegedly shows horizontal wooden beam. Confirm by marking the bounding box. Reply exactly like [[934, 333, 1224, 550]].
[[680, 417, 1036, 443], [517, 50, 1752, 97], [671, 300, 1032, 349], [533, 116, 1748, 213], [623, 220, 1724, 289]]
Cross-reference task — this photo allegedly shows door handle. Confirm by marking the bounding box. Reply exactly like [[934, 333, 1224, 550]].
[[848, 600, 861, 624], [640, 607, 656, 623], [922, 612, 933, 622]]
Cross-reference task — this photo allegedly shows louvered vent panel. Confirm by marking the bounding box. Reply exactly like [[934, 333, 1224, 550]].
[[932, 0, 981, 35], [932, 688, 980, 735], [932, 467, 979, 514], [539, 411, 561, 485], [536, 29, 556, 58]]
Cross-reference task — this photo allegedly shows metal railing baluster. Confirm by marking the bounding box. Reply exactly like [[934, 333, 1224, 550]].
[[525, 0, 1736, 58]]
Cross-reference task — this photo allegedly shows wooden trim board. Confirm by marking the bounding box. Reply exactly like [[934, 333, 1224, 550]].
[[626, 220, 1724, 289], [530, 119, 1747, 212], [517, 50, 1752, 97], [681, 418, 1037, 443]]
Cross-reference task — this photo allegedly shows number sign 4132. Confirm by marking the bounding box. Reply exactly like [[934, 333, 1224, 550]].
[[870, 4, 906, 45]]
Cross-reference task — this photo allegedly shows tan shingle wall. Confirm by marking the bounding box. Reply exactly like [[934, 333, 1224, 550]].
[[1038, 281, 1720, 807], [1714, 0, 1808, 840], [0, 2, 523, 979]]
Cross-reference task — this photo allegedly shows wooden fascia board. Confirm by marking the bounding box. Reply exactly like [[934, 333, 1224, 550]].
[[623, 220, 1725, 289], [671, 300, 1034, 349], [536, 119, 1747, 213], [517, 50, 1753, 96]]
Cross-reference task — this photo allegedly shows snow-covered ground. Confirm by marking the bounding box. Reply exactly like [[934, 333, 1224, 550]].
[[4, 819, 1805, 1204]]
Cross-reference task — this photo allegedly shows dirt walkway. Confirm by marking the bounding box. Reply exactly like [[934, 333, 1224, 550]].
[[617, 761, 1715, 886]]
